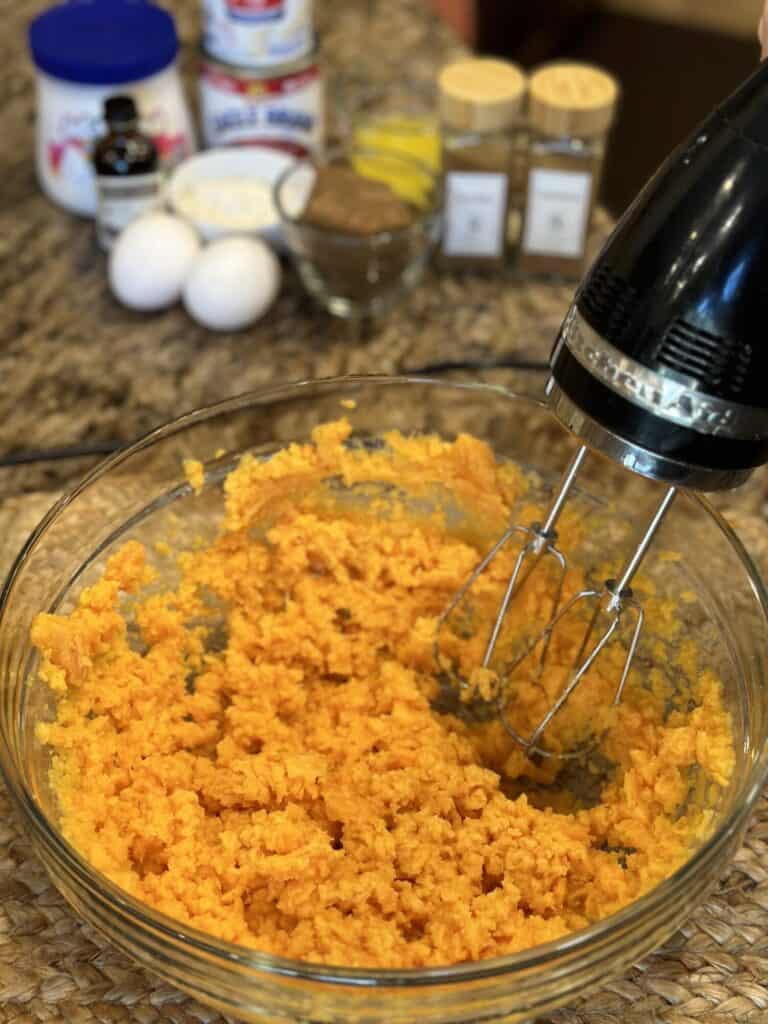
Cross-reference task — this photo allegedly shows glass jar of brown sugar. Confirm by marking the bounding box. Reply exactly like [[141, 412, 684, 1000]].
[[437, 58, 528, 272], [518, 62, 619, 281]]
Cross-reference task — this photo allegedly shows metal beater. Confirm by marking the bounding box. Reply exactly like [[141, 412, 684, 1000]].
[[437, 57, 768, 756]]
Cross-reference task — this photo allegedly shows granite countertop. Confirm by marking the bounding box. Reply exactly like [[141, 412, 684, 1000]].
[[2, 0, 766, 539], [0, 0, 597, 498], [2, 0, 766, 513], [2, 2, 768, 1023]]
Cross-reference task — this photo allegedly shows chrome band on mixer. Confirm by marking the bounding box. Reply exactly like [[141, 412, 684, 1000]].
[[546, 382, 754, 491], [559, 307, 768, 441]]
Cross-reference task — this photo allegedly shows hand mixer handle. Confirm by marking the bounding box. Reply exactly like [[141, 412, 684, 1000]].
[[548, 59, 768, 492]]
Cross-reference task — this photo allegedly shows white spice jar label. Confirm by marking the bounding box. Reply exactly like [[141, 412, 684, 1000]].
[[522, 168, 592, 258], [442, 172, 508, 258]]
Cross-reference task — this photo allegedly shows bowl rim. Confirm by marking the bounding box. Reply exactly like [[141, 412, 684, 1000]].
[[2, 373, 768, 989], [272, 146, 442, 247]]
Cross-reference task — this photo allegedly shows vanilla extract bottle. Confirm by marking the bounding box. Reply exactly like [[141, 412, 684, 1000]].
[[93, 95, 160, 250]]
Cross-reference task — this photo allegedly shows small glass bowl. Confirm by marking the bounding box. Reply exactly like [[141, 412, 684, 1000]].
[[273, 147, 441, 320], [1, 377, 768, 1024]]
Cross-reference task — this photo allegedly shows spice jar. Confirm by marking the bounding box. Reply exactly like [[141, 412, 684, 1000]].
[[519, 62, 619, 280], [438, 58, 528, 272]]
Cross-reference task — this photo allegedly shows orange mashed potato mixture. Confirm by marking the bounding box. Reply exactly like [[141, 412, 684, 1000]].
[[31, 420, 734, 968]]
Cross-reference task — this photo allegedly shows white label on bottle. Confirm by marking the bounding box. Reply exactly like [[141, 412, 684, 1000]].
[[442, 172, 508, 258], [97, 173, 161, 248], [522, 168, 592, 258]]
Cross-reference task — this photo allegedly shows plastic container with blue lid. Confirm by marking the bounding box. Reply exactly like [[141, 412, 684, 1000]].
[[29, 0, 196, 216]]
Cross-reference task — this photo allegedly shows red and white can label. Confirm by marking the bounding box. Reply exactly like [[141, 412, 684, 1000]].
[[226, 0, 283, 22], [199, 59, 323, 156], [203, 0, 313, 67]]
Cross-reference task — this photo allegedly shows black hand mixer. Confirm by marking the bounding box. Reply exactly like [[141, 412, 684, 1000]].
[[437, 60, 768, 757]]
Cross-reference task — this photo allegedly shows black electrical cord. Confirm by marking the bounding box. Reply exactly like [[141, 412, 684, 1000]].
[[0, 358, 550, 468], [0, 440, 125, 467]]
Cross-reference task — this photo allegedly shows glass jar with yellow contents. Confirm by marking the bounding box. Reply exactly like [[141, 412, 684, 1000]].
[[438, 58, 528, 273], [334, 77, 441, 173]]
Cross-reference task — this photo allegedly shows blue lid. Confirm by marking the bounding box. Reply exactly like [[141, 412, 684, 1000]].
[[29, 0, 179, 85]]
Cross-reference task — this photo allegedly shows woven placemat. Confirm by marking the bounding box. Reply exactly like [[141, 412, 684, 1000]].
[[1, 492, 768, 1024]]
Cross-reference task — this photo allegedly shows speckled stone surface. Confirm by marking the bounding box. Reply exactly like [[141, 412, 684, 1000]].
[[3, 2, 768, 1023], [0, 0, 604, 495]]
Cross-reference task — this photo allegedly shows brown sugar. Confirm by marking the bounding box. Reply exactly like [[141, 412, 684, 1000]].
[[300, 165, 415, 235]]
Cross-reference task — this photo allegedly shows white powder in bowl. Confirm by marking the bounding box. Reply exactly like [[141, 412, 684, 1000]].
[[174, 177, 276, 231]]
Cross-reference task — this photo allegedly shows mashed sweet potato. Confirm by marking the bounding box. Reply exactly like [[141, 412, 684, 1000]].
[[31, 418, 734, 968]]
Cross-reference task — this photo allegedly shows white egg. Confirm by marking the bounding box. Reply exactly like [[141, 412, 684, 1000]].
[[109, 213, 201, 312], [182, 237, 281, 332]]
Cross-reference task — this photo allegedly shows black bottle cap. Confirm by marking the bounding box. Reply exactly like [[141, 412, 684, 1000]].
[[104, 95, 138, 127]]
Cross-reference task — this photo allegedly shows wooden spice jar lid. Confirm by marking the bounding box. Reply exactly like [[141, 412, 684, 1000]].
[[438, 58, 527, 133], [528, 62, 619, 138]]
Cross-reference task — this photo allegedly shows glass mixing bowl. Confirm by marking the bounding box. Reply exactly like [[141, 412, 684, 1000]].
[[1, 377, 767, 1024]]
